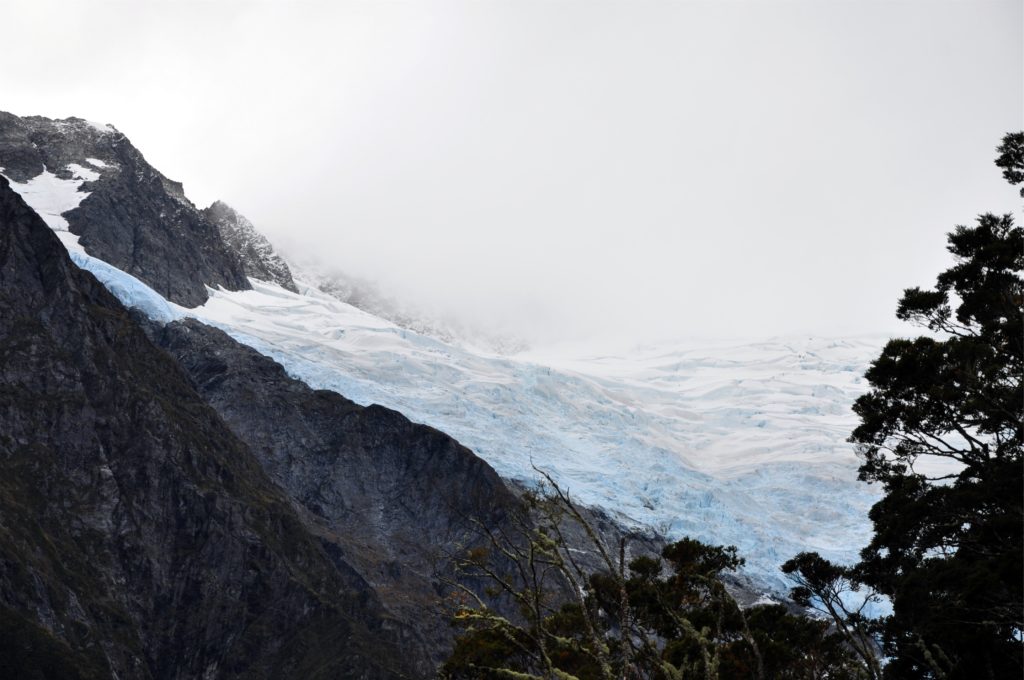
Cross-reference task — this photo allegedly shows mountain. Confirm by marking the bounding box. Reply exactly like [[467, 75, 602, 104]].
[[202, 200, 298, 292], [0, 113, 250, 306], [0, 109, 885, 674], [0, 175, 419, 678], [0, 112, 545, 675], [0, 110, 881, 594]]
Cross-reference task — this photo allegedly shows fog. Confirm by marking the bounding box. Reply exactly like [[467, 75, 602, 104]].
[[3, 0, 1021, 344]]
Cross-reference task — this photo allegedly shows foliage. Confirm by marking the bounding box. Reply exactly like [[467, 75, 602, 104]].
[[785, 133, 1023, 679], [996, 131, 1024, 196], [440, 471, 867, 680], [780, 553, 883, 680]]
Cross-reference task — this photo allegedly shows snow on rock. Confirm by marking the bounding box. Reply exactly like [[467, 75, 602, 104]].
[[67, 163, 101, 182], [3, 164, 184, 323], [84, 120, 114, 134], [2, 165, 94, 235]]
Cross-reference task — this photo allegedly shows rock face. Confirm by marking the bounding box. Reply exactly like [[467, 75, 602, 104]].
[[0, 112, 250, 306], [146, 317, 520, 665], [0, 176, 420, 679], [202, 200, 298, 292]]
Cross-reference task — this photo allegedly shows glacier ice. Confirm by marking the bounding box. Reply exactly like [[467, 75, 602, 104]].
[[70, 251, 186, 324], [4, 165, 885, 594], [191, 281, 884, 593]]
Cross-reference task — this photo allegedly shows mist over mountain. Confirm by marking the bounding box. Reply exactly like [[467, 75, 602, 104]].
[[0, 80, 1019, 674], [0, 2, 1019, 675], [4, 1, 1018, 345]]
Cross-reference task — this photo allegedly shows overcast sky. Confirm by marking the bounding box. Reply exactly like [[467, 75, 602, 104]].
[[3, 0, 1021, 343]]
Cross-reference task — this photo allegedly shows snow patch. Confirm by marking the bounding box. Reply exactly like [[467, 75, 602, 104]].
[[751, 594, 780, 606], [2, 166, 93, 239], [85, 120, 113, 134], [67, 163, 101, 183], [85, 157, 109, 168]]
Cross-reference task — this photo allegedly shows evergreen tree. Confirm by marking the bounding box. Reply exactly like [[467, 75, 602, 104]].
[[786, 133, 1023, 679], [441, 473, 866, 680]]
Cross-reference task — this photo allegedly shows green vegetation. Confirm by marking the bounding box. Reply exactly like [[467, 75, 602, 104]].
[[785, 133, 1023, 679], [440, 475, 866, 679]]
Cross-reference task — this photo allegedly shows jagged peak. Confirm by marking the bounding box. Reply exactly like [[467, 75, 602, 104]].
[[205, 198, 241, 218], [202, 200, 298, 293], [0, 110, 253, 306]]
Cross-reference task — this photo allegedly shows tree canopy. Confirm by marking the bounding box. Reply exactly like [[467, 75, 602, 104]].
[[441, 477, 867, 680], [786, 133, 1023, 679]]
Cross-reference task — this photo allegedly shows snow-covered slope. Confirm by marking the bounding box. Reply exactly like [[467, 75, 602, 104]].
[[187, 281, 883, 592], [4, 164, 883, 594]]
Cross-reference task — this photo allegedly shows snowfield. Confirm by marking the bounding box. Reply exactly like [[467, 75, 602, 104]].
[[191, 281, 884, 592], [5, 167, 885, 593]]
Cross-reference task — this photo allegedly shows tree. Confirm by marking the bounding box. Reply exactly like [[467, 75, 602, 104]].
[[996, 132, 1024, 196], [786, 133, 1023, 679], [441, 471, 867, 680], [780, 553, 883, 680]]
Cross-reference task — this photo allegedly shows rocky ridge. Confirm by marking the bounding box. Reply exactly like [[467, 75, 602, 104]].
[[202, 200, 298, 292], [0, 112, 250, 306]]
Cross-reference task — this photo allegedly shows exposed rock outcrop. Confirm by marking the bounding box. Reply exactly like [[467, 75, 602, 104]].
[[202, 200, 298, 292], [0, 112, 250, 306]]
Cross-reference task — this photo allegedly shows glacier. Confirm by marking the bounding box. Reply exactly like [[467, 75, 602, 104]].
[[4, 165, 884, 593], [190, 281, 884, 592]]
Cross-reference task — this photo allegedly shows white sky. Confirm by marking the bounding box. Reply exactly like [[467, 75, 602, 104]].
[[2, 0, 1021, 343]]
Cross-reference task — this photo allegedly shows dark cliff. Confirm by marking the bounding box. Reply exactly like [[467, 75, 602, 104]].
[[201, 200, 298, 292], [0, 175, 420, 678], [0, 112, 250, 306], [146, 317, 521, 665]]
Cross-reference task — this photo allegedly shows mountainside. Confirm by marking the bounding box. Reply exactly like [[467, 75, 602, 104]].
[[0, 176, 420, 678], [0, 113, 250, 306], [202, 200, 298, 292], [0, 111, 560, 675], [144, 317, 520, 664]]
